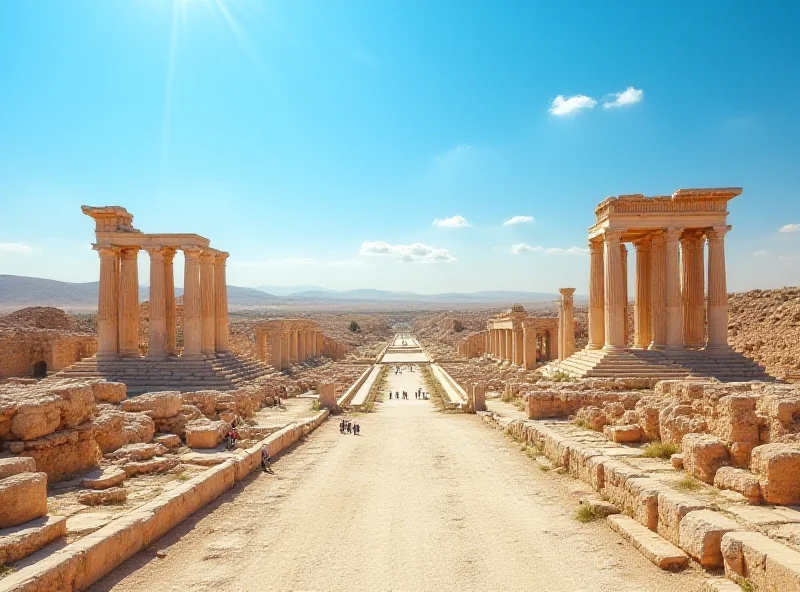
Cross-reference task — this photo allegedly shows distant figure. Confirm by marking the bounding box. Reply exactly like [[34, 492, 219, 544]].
[[261, 445, 273, 474]]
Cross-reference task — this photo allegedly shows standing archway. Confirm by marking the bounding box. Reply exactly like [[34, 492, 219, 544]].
[[32, 360, 47, 378]]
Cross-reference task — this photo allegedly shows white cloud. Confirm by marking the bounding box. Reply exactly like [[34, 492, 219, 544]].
[[603, 86, 644, 109], [778, 255, 800, 261], [753, 250, 771, 256], [503, 215, 534, 226], [0, 242, 34, 253], [433, 215, 471, 228], [360, 241, 455, 263], [510, 243, 542, 255], [548, 94, 597, 116], [779, 223, 800, 233], [511, 243, 587, 255]]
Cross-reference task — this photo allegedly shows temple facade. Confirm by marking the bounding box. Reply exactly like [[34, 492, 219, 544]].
[[82, 205, 230, 361], [586, 188, 739, 352], [254, 320, 347, 371]]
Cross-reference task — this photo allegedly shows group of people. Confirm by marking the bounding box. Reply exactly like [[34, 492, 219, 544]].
[[389, 389, 428, 400], [393, 364, 415, 375], [340, 419, 361, 435], [224, 418, 242, 450]]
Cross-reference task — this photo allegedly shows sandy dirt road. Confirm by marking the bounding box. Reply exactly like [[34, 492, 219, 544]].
[[91, 369, 704, 592]]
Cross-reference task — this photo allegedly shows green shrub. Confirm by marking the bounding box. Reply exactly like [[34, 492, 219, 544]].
[[641, 441, 680, 459], [575, 504, 599, 523]]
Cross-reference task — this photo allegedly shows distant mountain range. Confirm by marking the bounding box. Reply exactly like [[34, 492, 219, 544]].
[[0, 275, 587, 312]]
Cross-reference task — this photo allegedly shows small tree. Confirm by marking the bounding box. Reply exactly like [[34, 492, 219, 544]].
[[349, 320, 360, 332], [453, 320, 465, 333]]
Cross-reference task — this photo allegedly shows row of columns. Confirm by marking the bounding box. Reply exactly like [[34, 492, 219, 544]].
[[587, 227, 729, 352], [485, 326, 557, 369], [95, 244, 229, 360]]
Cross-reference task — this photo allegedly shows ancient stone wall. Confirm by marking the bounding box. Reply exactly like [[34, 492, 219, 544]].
[[0, 329, 96, 378]]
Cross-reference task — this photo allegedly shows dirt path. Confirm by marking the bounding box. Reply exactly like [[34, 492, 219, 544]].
[[91, 369, 704, 592]]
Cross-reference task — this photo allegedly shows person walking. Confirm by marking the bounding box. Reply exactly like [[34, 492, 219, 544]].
[[261, 445, 274, 474]]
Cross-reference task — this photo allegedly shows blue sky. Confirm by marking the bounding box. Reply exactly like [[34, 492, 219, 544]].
[[1, 0, 799, 294]]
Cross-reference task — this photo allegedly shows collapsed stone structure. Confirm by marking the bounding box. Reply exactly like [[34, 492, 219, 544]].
[[545, 188, 771, 381], [254, 319, 347, 371], [0, 308, 96, 378]]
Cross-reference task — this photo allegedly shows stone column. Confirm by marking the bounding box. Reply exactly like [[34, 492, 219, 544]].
[[164, 248, 177, 356], [587, 239, 605, 349], [621, 243, 629, 347], [514, 330, 524, 365], [707, 227, 729, 348], [664, 229, 683, 349], [633, 239, 652, 349], [118, 247, 140, 357], [146, 246, 167, 359], [649, 233, 666, 350], [505, 329, 513, 362], [95, 245, 119, 359], [298, 329, 307, 362], [182, 246, 203, 359], [316, 331, 323, 357], [682, 232, 705, 348], [603, 229, 626, 351], [523, 326, 537, 369], [559, 288, 576, 359], [214, 252, 230, 353], [199, 250, 216, 356], [280, 330, 290, 369], [290, 329, 299, 364]]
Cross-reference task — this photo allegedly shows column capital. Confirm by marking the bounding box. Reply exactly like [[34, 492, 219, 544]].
[[664, 227, 682, 242], [144, 245, 166, 261], [603, 228, 624, 242], [163, 246, 177, 263], [214, 251, 230, 265], [588, 238, 604, 253], [199, 249, 215, 264], [182, 245, 203, 260], [93, 244, 119, 258], [649, 231, 665, 245], [707, 226, 731, 241], [633, 236, 652, 251], [119, 246, 140, 260], [559, 287, 576, 296]]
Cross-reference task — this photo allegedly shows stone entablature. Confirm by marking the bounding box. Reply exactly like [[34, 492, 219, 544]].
[[585, 188, 739, 354], [253, 320, 346, 371], [82, 206, 230, 361]]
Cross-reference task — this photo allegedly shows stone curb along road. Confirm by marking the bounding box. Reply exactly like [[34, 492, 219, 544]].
[[0, 409, 330, 592]]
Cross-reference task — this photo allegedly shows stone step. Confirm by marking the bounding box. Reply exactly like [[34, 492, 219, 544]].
[[0, 515, 67, 565], [607, 514, 689, 570]]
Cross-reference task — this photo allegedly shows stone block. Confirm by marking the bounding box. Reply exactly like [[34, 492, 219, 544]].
[[751, 443, 800, 504], [121, 391, 183, 419], [107, 442, 168, 463], [679, 509, 739, 568], [16, 425, 101, 482], [94, 409, 155, 454], [78, 487, 128, 506], [714, 466, 761, 503], [123, 456, 178, 477], [90, 381, 127, 404], [82, 467, 127, 490], [0, 515, 66, 565], [722, 530, 800, 591], [608, 514, 689, 570], [682, 433, 731, 484], [0, 472, 48, 528], [671, 453, 684, 470], [185, 419, 228, 449], [181, 390, 219, 417], [657, 489, 710, 546], [0, 456, 36, 479], [154, 433, 182, 448], [603, 424, 643, 443], [318, 383, 337, 411]]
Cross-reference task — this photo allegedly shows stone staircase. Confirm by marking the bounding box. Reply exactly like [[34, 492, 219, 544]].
[[53, 353, 277, 395], [543, 348, 773, 382]]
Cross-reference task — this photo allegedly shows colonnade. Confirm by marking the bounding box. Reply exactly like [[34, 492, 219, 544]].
[[255, 320, 347, 371], [456, 330, 488, 358], [587, 227, 729, 352], [84, 205, 229, 361], [95, 245, 230, 360]]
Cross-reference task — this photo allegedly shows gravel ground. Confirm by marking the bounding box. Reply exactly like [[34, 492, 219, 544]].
[[90, 369, 705, 592]]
